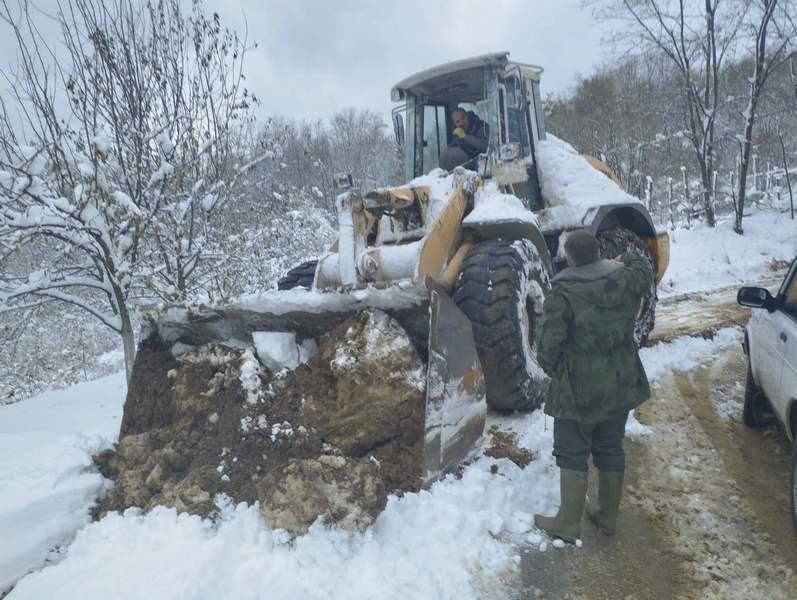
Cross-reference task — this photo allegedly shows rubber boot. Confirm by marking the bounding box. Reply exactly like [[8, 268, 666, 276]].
[[586, 469, 624, 535], [534, 468, 588, 543]]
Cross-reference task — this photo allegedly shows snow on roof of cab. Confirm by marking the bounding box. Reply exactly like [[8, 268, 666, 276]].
[[391, 52, 543, 101]]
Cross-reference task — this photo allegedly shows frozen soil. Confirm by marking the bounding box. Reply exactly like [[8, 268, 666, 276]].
[[95, 310, 427, 534], [647, 277, 782, 345], [518, 292, 797, 600]]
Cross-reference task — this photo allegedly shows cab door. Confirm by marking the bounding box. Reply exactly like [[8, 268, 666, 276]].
[[496, 71, 543, 209]]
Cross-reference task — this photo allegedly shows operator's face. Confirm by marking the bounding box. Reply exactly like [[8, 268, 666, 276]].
[[452, 111, 469, 130]]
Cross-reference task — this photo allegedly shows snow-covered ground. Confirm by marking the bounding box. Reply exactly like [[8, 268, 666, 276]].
[[1, 325, 740, 599], [2, 195, 794, 597], [1, 375, 552, 599], [659, 210, 797, 298], [0, 374, 125, 592]]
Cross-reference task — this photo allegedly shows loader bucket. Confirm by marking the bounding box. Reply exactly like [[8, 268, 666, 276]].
[[424, 283, 487, 482], [125, 278, 486, 488]]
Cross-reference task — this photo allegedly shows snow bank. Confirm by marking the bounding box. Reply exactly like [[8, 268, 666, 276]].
[[659, 210, 797, 298], [535, 134, 642, 232], [0, 373, 126, 592], [7, 409, 561, 600], [8, 475, 514, 600], [639, 327, 743, 384]]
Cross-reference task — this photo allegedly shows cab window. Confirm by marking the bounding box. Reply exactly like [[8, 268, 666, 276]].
[[422, 104, 448, 174], [498, 77, 531, 156]]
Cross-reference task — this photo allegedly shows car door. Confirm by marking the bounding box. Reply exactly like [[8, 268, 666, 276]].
[[752, 300, 785, 405], [751, 261, 797, 404], [775, 260, 797, 436]]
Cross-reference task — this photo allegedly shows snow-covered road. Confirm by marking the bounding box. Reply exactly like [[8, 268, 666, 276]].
[[519, 338, 797, 600]]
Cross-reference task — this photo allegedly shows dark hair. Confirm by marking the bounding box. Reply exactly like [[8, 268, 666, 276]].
[[564, 230, 600, 266]]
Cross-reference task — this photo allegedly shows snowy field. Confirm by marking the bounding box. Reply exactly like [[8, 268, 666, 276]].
[[659, 210, 797, 298], [0, 328, 743, 599]]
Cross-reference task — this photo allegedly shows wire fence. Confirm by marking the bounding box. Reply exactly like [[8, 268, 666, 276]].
[[643, 163, 796, 229]]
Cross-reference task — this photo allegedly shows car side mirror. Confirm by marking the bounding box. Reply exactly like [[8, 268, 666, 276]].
[[737, 286, 777, 312]]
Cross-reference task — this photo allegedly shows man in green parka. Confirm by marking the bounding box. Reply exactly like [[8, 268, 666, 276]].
[[533, 230, 653, 543]]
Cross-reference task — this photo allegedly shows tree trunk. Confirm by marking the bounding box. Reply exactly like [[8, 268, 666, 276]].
[[701, 175, 716, 226], [735, 112, 757, 235], [121, 310, 136, 384]]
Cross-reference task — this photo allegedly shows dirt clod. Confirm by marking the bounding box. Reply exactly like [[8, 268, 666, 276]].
[[485, 427, 536, 468], [95, 309, 424, 533], [258, 455, 386, 534]]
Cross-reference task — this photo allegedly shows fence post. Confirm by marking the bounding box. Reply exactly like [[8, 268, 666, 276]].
[[680, 166, 690, 228], [766, 161, 772, 198], [752, 153, 758, 192], [779, 131, 794, 219], [712, 170, 718, 215], [668, 176, 674, 228]]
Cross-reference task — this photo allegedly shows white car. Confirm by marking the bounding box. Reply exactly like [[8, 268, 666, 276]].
[[738, 257, 797, 533]]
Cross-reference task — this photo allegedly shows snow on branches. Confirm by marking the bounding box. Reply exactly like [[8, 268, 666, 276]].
[[0, 0, 262, 379]]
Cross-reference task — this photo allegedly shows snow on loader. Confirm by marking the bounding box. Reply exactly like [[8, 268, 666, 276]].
[[128, 52, 669, 490]]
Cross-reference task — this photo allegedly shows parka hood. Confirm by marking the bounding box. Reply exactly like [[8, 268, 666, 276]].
[[465, 111, 484, 134], [552, 259, 627, 308]]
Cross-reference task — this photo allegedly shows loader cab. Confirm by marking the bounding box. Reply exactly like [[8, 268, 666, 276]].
[[391, 52, 547, 209]]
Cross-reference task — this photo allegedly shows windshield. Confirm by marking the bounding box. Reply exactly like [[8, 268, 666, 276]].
[[422, 104, 447, 174], [420, 100, 490, 175]]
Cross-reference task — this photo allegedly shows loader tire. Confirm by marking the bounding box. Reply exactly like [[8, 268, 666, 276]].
[[453, 239, 551, 412], [596, 228, 657, 346], [277, 260, 318, 290]]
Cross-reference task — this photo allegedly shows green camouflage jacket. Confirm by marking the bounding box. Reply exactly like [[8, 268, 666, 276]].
[[535, 254, 653, 423]]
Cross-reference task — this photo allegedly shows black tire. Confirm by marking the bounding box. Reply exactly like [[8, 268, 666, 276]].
[[277, 260, 318, 291], [742, 354, 770, 428], [790, 438, 797, 535], [453, 239, 551, 412], [597, 228, 657, 346]]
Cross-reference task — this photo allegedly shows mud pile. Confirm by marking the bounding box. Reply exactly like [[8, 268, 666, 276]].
[[94, 309, 427, 534]]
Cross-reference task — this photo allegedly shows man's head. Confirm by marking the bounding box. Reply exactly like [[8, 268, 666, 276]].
[[452, 109, 469, 131], [564, 230, 601, 267]]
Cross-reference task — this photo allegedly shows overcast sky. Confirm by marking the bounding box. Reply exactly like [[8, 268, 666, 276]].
[[1, 0, 610, 125]]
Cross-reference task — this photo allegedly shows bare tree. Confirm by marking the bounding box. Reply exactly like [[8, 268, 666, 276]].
[[590, 0, 749, 226], [0, 0, 257, 380], [732, 0, 797, 233]]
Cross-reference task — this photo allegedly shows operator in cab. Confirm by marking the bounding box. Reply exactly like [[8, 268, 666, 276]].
[[439, 107, 488, 171]]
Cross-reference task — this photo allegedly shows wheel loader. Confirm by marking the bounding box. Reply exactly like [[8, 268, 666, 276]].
[[129, 52, 669, 488]]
